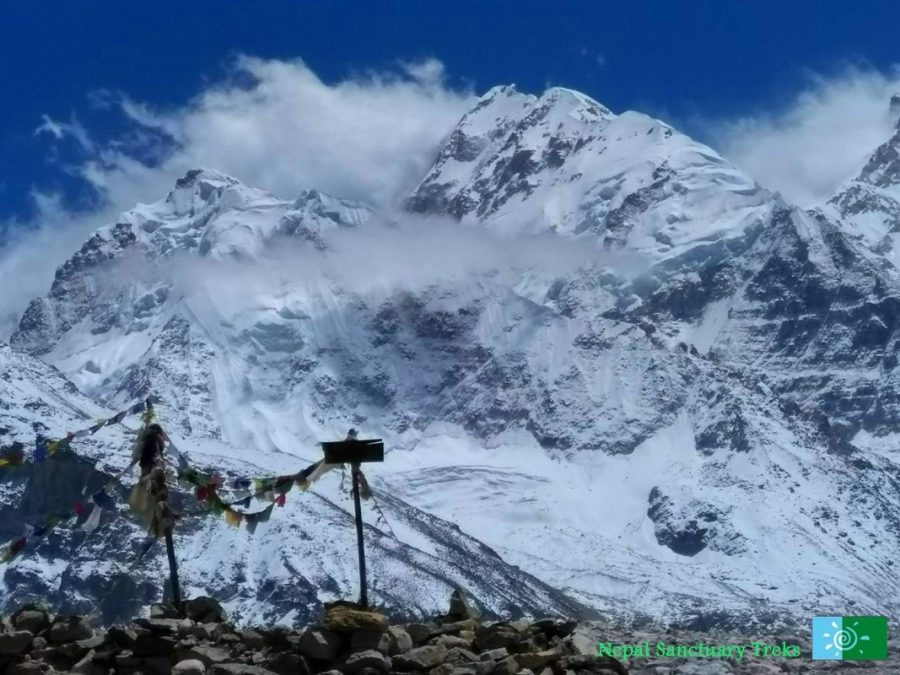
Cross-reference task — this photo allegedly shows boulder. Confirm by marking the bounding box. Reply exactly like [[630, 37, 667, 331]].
[[491, 656, 519, 675], [392, 644, 448, 670], [351, 629, 391, 653], [429, 665, 455, 675], [479, 648, 509, 661], [264, 652, 310, 675], [440, 619, 479, 635], [432, 635, 473, 649], [446, 646, 480, 664], [559, 654, 627, 675], [387, 626, 413, 655], [209, 665, 280, 675], [530, 619, 577, 639], [151, 603, 183, 619], [0, 630, 34, 655], [343, 649, 392, 673], [174, 660, 208, 675], [323, 603, 389, 634], [135, 617, 181, 633], [405, 623, 436, 645], [514, 650, 562, 671], [241, 630, 266, 650], [447, 589, 477, 620], [107, 625, 138, 648], [48, 616, 93, 643], [71, 649, 107, 675], [474, 625, 521, 652], [297, 628, 343, 661], [11, 606, 50, 634], [176, 645, 231, 666], [132, 633, 177, 657], [184, 597, 228, 624]]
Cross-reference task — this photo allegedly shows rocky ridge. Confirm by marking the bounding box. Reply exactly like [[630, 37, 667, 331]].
[[0, 593, 627, 675]]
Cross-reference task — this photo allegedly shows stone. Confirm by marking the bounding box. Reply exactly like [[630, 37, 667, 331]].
[[0, 630, 33, 656], [7, 663, 43, 675], [241, 630, 265, 650], [474, 625, 521, 652], [184, 597, 228, 624], [107, 625, 138, 648], [48, 616, 93, 643], [351, 629, 391, 653], [559, 655, 627, 675], [132, 633, 177, 657], [491, 656, 519, 675], [530, 619, 577, 639], [446, 646, 480, 664], [479, 648, 509, 661], [151, 603, 183, 619], [174, 659, 208, 675], [209, 665, 279, 675], [264, 652, 310, 675], [514, 650, 562, 671], [75, 633, 105, 650], [199, 622, 230, 641], [11, 607, 51, 635], [135, 617, 182, 633], [343, 649, 392, 673], [448, 589, 477, 620], [450, 668, 480, 675], [429, 665, 456, 675], [387, 626, 413, 655], [405, 623, 436, 645], [323, 603, 389, 634], [392, 643, 448, 670], [177, 645, 231, 666], [568, 634, 597, 657], [432, 635, 473, 649], [297, 627, 343, 661], [178, 618, 198, 637], [258, 627, 291, 649], [71, 650, 107, 675], [31, 637, 47, 651], [441, 619, 479, 635]]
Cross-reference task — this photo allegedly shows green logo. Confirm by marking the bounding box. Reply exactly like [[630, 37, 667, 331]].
[[812, 616, 888, 660]]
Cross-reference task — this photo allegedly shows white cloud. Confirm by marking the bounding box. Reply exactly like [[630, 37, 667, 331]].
[[101, 55, 473, 208], [710, 65, 900, 207], [34, 114, 95, 152], [0, 57, 474, 339]]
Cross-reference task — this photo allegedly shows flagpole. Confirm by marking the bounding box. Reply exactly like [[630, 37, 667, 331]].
[[164, 526, 183, 615], [351, 461, 368, 608]]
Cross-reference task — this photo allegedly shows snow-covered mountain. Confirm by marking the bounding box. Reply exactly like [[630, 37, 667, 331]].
[[3, 84, 900, 629]]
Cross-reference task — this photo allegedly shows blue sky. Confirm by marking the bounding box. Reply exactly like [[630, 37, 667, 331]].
[[2, 1, 900, 228]]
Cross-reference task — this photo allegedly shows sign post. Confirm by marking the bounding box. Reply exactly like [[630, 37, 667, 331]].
[[322, 432, 384, 608], [164, 526, 183, 614]]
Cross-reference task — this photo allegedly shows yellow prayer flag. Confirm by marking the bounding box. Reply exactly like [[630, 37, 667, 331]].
[[224, 510, 243, 527]]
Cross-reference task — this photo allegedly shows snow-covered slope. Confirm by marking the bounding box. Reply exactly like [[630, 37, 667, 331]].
[[407, 85, 772, 263], [0, 344, 586, 625], [5, 85, 900, 629], [824, 110, 900, 269]]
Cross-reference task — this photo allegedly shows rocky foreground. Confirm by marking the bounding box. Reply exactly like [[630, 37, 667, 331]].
[[0, 594, 897, 675]]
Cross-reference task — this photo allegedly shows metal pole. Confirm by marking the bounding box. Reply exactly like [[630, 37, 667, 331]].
[[351, 461, 368, 608], [164, 526, 183, 615]]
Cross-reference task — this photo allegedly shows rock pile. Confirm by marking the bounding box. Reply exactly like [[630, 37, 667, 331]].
[[0, 595, 627, 675]]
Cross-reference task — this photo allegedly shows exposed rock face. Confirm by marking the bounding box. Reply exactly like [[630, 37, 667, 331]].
[[5, 86, 900, 629]]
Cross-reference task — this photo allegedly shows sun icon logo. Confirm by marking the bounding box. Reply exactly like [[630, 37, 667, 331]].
[[812, 616, 889, 661]]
